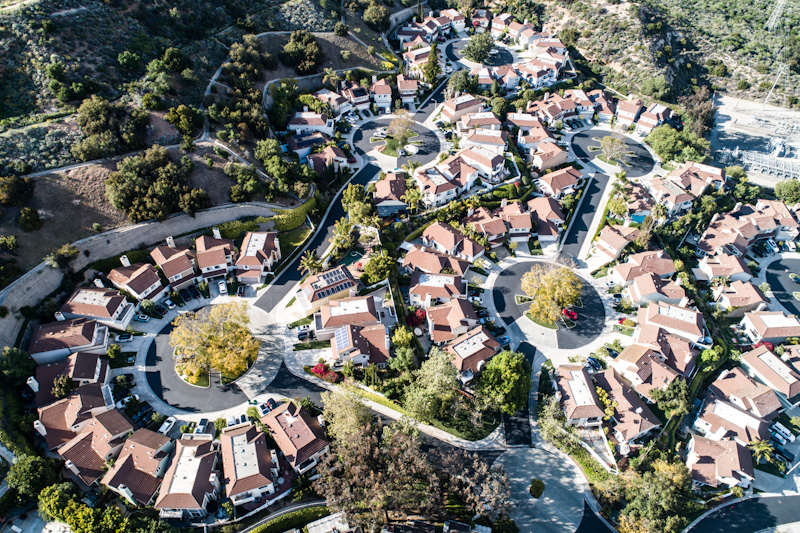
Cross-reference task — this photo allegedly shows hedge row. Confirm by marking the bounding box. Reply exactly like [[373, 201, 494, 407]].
[[272, 196, 318, 232], [405, 220, 435, 242], [250, 506, 330, 533]]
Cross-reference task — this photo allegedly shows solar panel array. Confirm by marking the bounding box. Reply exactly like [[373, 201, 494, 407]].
[[334, 326, 350, 352]]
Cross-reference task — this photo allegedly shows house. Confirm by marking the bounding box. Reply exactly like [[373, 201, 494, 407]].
[[151, 237, 197, 291], [459, 147, 508, 183], [496, 199, 534, 242], [28, 318, 109, 364], [403, 36, 426, 51], [740, 311, 800, 345], [263, 402, 329, 475], [636, 103, 672, 135], [506, 112, 546, 133], [287, 110, 334, 135], [635, 324, 698, 378], [593, 369, 661, 444], [515, 60, 558, 90], [554, 365, 604, 427], [694, 253, 752, 283], [299, 265, 360, 315], [30, 351, 109, 407], [444, 326, 501, 382], [638, 301, 706, 344], [308, 145, 349, 175], [397, 75, 419, 105], [616, 98, 645, 126], [441, 95, 483, 123], [155, 434, 220, 520], [713, 281, 769, 317], [373, 171, 407, 217], [471, 9, 491, 31], [698, 200, 800, 256], [644, 176, 694, 216], [426, 298, 479, 345], [506, 20, 525, 40], [370, 77, 393, 112], [409, 270, 462, 308], [741, 344, 800, 401], [235, 232, 281, 285], [611, 344, 680, 401], [516, 123, 556, 154], [401, 245, 470, 276], [308, 513, 361, 533], [693, 395, 770, 446], [103, 428, 173, 506], [397, 25, 428, 43], [421, 222, 484, 262], [314, 296, 382, 340], [440, 8, 466, 31], [611, 250, 676, 287], [34, 382, 116, 450], [490, 13, 513, 38], [471, 66, 495, 89], [443, 521, 492, 533], [462, 207, 507, 247], [108, 258, 168, 302], [686, 435, 754, 489], [627, 273, 686, 307], [526, 196, 564, 243], [594, 224, 640, 262], [329, 324, 391, 367], [219, 423, 278, 506], [669, 161, 726, 191], [526, 93, 577, 124], [287, 131, 331, 160], [59, 409, 135, 487], [624, 182, 655, 222], [195, 230, 235, 281], [563, 89, 595, 118], [587, 89, 616, 122], [403, 46, 442, 76], [313, 89, 352, 116], [536, 165, 580, 198], [415, 166, 458, 207], [709, 367, 781, 421], [341, 82, 371, 110], [460, 113, 502, 135], [56, 287, 135, 330], [491, 65, 521, 89], [462, 129, 508, 151]]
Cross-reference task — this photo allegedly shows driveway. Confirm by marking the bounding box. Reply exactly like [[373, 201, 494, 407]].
[[492, 260, 606, 349], [687, 495, 800, 533], [571, 129, 655, 178], [765, 258, 800, 316], [503, 341, 536, 447], [558, 173, 610, 262], [494, 447, 585, 533], [353, 118, 441, 168]]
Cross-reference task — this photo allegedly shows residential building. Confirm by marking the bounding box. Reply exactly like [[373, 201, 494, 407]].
[[637, 301, 706, 344], [490, 13, 513, 38], [611, 344, 680, 401], [401, 245, 470, 276], [308, 513, 361, 533], [108, 259, 168, 302], [587, 89, 616, 122], [713, 281, 769, 317], [195, 230, 236, 280], [563, 89, 595, 118], [287, 131, 331, 160], [693, 395, 770, 446], [287, 110, 334, 136], [709, 367, 781, 421], [554, 365, 604, 427], [151, 238, 196, 291], [740, 311, 800, 345], [219, 424, 278, 506], [697, 200, 800, 257], [155, 435, 220, 520], [496, 199, 535, 242], [462, 129, 508, 152], [263, 402, 330, 475], [526, 93, 577, 125], [313, 89, 351, 116], [741, 345, 800, 401], [458, 147, 507, 183], [409, 270, 462, 308], [627, 273, 686, 307], [669, 161, 727, 191], [694, 253, 752, 283], [59, 409, 135, 487], [403, 46, 443, 77], [515, 60, 558, 90], [56, 287, 135, 330], [506, 112, 546, 133], [370, 77, 393, 111], [616, 98, 645, 126], [373, 171, 407, 217], [426, 298, 479, 345], [28, 318, 109, 364], [30, 351, 109, 407], [397, 75, 419, 105], [440, 8, 466, 31], [686, 435, 754, 489], [593, 369, 660, 444], [635, 324, 698, 378], [314, 296, 382, 340], [636, 103, 672, 135], [103, 428, 173, 506], [526, 196, 564, 243], [593, 224, 640, 263], [235, 232, 281, 285], [341, 82, 371, 110], [308, 145, 349, 175], [536, 165, 581, 198], [624, 182, 655, 222], [299, 265, 360, 315], [34, 382, 115, 450], [516, 122, 555, 154], [444, 326, 501, 382], [462, 206, 507, 248], [329, 324, 390, 367], [644, 176, 694, 216], [441, 95, 483, 123], [421, 221, 484, 262], [397, 25, 428, 43], [611, 250, 676, 287]]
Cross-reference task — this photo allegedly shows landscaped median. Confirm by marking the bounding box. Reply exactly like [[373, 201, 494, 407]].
[[248, 505, 330, 533]]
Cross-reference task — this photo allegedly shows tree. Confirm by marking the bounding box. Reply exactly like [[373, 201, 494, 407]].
[[522, 265, 582, 324], [700, 344, 724, 372], [363, 1, 390, 31], [392, 325, 415, 347], [390, 345, 417, 373], [491, 97, 507, 120], [0, 175, 34, 206], [429, 448, 512, 518], [600, 135, 628, 166], [464, 32, 494, 63], [680, 85, 716, 138], [39, 482, 77, 521], [334, 22, 348, 36], [618, 460, 694, 533], [749, 439, 775, 465], [447, 70, 475, 97], [18, 207, 42, 231], [362, 251, 395, 285], [52, 374, 76, 399], [776, 179, 800, 205], [640, 75, 672, 101], [342, 183, 366, 213], [645, 125, 709, 164], [401, 186, 422, 213], [388, 109, 415, 146], [423, 43, 441, 84], [607, 196, 628, 218], [0, 346, 35, 386], [117, 51, 141, 70], [107, 343, 121, 361], [254, 139, 282, 162], [299, 250, 323, 276], [650, 377, 690, 418], [404, 347, 459, 422], [165, 105, 201, 137], [478, 351, 531, 415], [7, 455, 57, 500], [332, 217, 355, 251], [169, 302, 259, 382]]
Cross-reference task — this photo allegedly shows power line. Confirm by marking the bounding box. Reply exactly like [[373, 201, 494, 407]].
[[764, 0, 787, 31]]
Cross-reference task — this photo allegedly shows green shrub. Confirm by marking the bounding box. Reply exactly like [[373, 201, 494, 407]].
[[18, 208, 42, 232], [271, 196, 318, 232], [529, 478, 545, 498], [405, 220, 435, 241]]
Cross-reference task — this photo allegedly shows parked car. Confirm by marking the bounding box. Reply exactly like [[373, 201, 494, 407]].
[[155, 304, 167, 315], [226, 415, 237, 427], [773, 422, 796, 443], [116, 333, 133, 343], [604, 280, 616, 288], [562, 309, 578, 320], [237, 285, 246, 297], [134, 314, 150, 323], [476, 309, 490, 318], [186, 285, 200, 300], [479, 317, 492, 324], [586, 357, 603, 371], [119, 373, 135, 384], [774, 440, 795, 462], [257, 402, 272, 417], [790, 273, 800, 284], [397, 149, 406, 157], [787, 241, 797, 252], [404, 144, 419, 154], [347, 157, 357, 164], [498, 336, 510, 346], [434, 121, 444, 129], [444, 65, 453, 73], [180, 288, 192, 302], [490, 326, 506, 336], [115, 394, 140, 410], [218, 281, 228, 294], [158, 416, 177, 435], [194, 418, 209, 434], [617, 318, 628, 324], [267, 398, 278, 410], [489, 48, 499, 55], [612, 294, 622, 305], [772, 430, 788, 446], [164, 299, 177, 310]]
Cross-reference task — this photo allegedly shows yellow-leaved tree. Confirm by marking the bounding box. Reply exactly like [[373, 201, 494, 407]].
[[169, 302, 259, 381], [521, 264, 582, 325]]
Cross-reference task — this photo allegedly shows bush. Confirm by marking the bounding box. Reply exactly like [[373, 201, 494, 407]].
[[18, 208, 42, 231], [363, 1, 390, 30], [529, 478, 545, 498], [334, 21, 348, 35], [250, 507, 330, 533], [71, 96, 148, 161], [0, 176, 34, 206], [271, 196, 318, 231]]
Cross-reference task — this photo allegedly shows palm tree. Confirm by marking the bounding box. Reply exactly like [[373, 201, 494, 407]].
[[749, 439, 775, 465], [402, 187, 423, 213], [332, 217, 354, 250], [323, 68, 341, 90], [652, 203, 667, 221], [299, 250, 323, 276], [365, 214, 381, 235]]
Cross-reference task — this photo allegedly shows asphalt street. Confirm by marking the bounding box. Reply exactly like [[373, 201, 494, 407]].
[[558, 172, 610, 262], [765, 258, 800, 316], [570, 129, 655, 178], [574, 502, 614, 533], [503, 341, 536, 447], [353, 118, 441, 168], [688, 495, 800, 533]]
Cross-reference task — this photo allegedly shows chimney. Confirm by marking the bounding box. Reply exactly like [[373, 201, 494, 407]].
[[65, 459, 80, 476], [212, 227, 222, 240], [93, 278, 105, 288], [501, 198, 508, 208], [118, 484, 137, 505], [733, 202, 742, 212], [429, 10, 434, 17], [27, 376, 39, 393], [34, 419, 47, 436], [209, 473, 220, 490], [317, 415, 326, 427], [467, 207, 474, 216], [372, 75, 377, 84], [303, 106, 309, 112], [120, 255, 131, 268], [166, 236, 175, 248], [634, 407, 643, 415]]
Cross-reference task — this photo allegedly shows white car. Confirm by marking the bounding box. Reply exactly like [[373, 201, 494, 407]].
[[489, 48, 499, 55], [164, 299, 176, 310], [444, 65, 453, 73], [158, 416, 177, 435], [115, 394, 139, 410], [376, 127, 388, 134], [374, 131, 387, 138], [397, 149, 406, 157], [404, 144, 419, 154], [218, 280, 228, 294], [787, 241, 797, 252]]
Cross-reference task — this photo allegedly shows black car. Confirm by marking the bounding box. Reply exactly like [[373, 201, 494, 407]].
[[180, 288, 192, 302], [188, 285, 202, 299], [490, 326, 506, 336], [155, 304, 167, 315], [119, 373, 135, 384], [476, 309, 490, 318], [267, 398, 278, 410], [237, 285, 246, 297]]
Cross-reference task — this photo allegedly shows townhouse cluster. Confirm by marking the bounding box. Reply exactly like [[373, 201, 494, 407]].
[[311, 74, 420, 118], [614, 97, 675, 136], [397, 9, 465, 76]]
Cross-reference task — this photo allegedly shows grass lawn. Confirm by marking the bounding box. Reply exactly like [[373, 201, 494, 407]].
[[186, 372, 210, 388], [794, 292, 800, 301], [525, 311, 558, 329], [528, 239, 543, 255], [285, 296, 296, 308], [515, 295, 534, 305], [288, 316, 313, 328], [293, 340, 331, 351], [755, 461, 785, 478], [279, 224, 312, 259], [108, 352, 137, 369]]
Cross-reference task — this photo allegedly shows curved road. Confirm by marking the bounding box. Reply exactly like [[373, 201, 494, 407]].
[[765, 258, 800, 316], [571, 129, 655, 178], [687, 495, 800, 533]]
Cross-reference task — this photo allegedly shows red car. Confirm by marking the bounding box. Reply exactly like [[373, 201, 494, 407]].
[[562, 309, 577, 320], [618, 318, 627, 324], [347, 157, 357, 164], [754, 341, 775, 351]]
